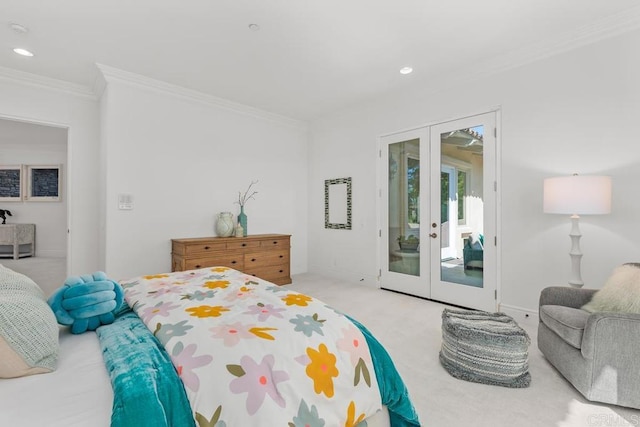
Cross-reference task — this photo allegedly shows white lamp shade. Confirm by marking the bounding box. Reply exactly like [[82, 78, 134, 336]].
[[543, 175, 612, 215]]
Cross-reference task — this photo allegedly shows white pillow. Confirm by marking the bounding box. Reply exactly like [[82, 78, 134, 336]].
[[0, 264, 59, 378], [582, 263, 640, 314]]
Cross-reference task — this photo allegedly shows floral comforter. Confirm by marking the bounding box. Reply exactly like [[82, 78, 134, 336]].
[[122, 267, 383, 426]]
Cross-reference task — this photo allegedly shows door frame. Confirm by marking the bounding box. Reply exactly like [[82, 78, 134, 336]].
[[377, 108, 502, 310], [0, 113, 71, 274]]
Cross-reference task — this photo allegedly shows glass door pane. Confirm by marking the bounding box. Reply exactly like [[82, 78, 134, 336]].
[[439, 126, 484, 288], [440, 165, 457, 261], [388, 138, 420, 277]]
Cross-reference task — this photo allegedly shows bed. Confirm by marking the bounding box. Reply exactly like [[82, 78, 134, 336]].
[[0, 266, 420, 426]]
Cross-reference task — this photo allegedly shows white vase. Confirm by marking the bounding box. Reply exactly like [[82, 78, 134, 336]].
[[215, 212, 234, 237]]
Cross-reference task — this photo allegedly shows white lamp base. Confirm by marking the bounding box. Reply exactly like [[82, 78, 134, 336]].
[[568, 214, 584, 288]]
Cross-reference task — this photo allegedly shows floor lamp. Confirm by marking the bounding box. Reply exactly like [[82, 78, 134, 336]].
[[543, 174, 612, 288]]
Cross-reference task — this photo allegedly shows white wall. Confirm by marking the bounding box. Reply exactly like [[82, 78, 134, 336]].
[[0, 121, 67, 257], [308, 29, 640, 313], [98, 73, 309, 280], [0, 75, 100, 274]]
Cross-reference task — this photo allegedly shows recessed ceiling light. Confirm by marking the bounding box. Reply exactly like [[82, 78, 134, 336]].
[[13, 48, 34, 57], [248, 23, 260, 31], [400, 67, 413, 75]]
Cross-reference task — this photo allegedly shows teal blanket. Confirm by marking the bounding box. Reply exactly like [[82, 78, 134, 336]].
[[96, 307, 195, 427], [348, 316, 421, 427], [97, 308, 420, 427]]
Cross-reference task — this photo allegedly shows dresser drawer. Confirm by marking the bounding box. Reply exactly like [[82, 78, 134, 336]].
[[184, 255, 244, 271], [227, 240, 261, 250], [244, 264, 290, 283], [184, 241, 226, 256], [260, 237, 290, 249], [244, 249, 289, 269]]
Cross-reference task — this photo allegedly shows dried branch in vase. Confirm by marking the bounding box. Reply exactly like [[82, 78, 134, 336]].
[[237, 180, 258, 207]]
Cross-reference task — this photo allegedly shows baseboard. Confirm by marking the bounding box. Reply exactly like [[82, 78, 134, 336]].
[[306, 265, 379, 288], [499, 303, 539, 328]]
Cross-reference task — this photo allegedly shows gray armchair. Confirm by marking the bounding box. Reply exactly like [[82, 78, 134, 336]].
[[538, 286, 640, 409]]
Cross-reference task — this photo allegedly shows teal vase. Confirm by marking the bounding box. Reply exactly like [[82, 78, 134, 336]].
[[238, 206, 248, 237]]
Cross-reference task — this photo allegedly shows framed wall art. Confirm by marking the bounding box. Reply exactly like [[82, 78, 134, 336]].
[[0, 165, 23, 202], [25, 164, 62, 202], [324, 177, 352, 230]]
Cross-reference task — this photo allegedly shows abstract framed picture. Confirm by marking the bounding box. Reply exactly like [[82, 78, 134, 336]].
[[0, 165, 23, 202], [25, 164, 62, 202]]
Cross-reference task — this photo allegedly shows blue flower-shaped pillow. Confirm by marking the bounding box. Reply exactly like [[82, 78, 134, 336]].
[[48, 272, 124, 334]]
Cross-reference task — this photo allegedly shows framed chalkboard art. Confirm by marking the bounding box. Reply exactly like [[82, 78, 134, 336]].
[[25, 164, 62, 202], [0, 165, 23, 202]]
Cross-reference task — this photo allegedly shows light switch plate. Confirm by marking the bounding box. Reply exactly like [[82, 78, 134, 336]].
[[118, 193, 133, 210]]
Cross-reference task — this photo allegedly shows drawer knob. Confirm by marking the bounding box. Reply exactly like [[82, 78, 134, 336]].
[[273, 241, 278, 245], [231, 260, 237, 264], [279, 255, 283, 258], [279, 269, 284, 273], [251, 258, 256, 262], [204, 246, 210, 250], [242, 243, 247, 247], [195, 265, 201, 269]]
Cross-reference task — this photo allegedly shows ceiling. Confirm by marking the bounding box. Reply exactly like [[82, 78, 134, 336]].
[[1, 1, 640, 121]]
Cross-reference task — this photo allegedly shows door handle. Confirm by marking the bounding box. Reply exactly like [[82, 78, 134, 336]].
[[429, 233, 438, 238]]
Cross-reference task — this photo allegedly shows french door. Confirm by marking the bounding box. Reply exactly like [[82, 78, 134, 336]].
[[380, 128, 430, 297], [379, 112, 497, 311]]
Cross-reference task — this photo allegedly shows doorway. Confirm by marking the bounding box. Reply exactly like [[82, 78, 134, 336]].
[[379, 112, 497, 311], [0, 117, 69, 295]]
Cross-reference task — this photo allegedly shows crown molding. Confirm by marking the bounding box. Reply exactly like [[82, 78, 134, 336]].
[[488, 5, 640, 76], [92, 69, 107, 99], [444, 5, 640, 90], [95, 64, 307, 130], [0, 65, 95, 100]]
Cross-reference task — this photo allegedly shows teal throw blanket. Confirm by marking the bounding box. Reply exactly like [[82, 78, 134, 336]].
[[96, 307, 195, 427], [348, 316, 421, 427]]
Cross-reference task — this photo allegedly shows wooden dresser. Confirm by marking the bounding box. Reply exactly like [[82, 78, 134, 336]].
[[171, 234, 291, 285]]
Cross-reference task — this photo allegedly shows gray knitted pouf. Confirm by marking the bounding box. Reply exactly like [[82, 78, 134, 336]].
[[440, 308, 531, 388]]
